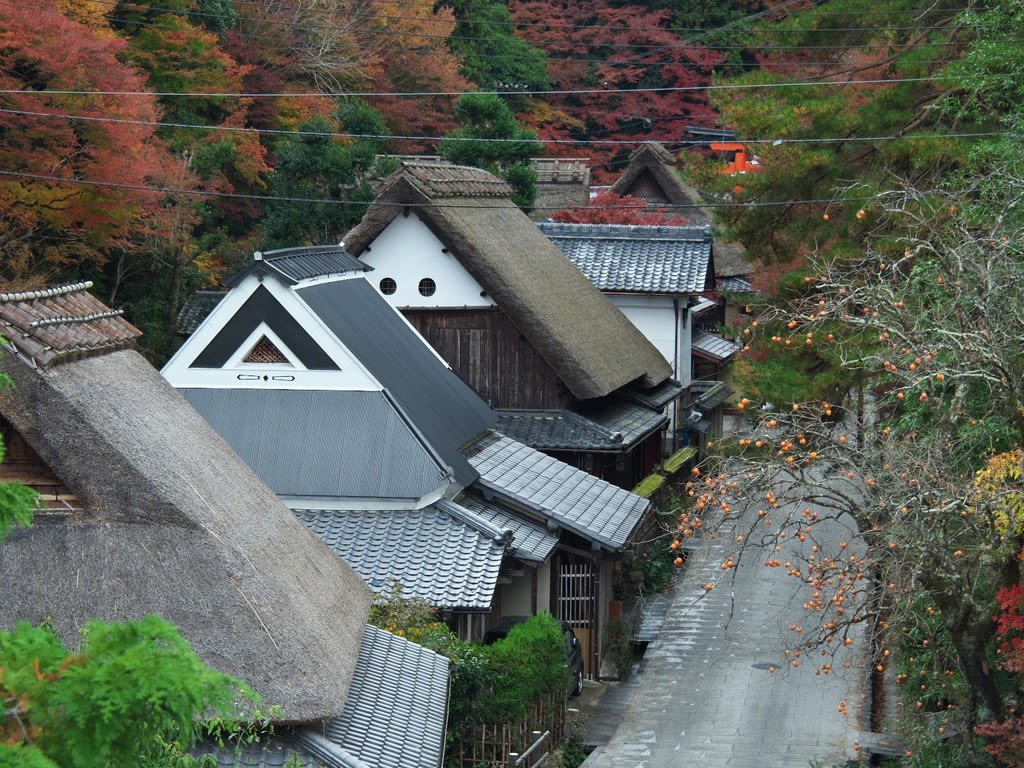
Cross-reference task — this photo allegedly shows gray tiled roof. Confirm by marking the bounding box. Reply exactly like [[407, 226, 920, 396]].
[[691, 330, 742, 363], [495, 400, 666, 452], [538, 222, 712, 295], [294, 504, 505, 610], [181, 388, 452, 500], [193, 626, 449, 768], [718, 275, 754, 293], [177, 290, 226, 335], [455, 492, 560, 563], [465, 431, 650, 551], [318, 624, 450, 768]]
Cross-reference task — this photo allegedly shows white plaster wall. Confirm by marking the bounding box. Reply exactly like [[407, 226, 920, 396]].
[[608, 295, 691, 383], [356, 214, 495, 309]]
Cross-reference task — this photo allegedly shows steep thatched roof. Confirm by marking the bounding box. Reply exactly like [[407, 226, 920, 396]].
[[0, 283, 372, 723], [609, 142, 712, 226], [343, 162, 672, 400]]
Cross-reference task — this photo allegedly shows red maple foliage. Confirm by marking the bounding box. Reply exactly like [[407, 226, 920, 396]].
[[0, 2, 194, 286], [975, 584, 1024, 766], [509, 1, 726, 181], [550, 190, 688, 225]]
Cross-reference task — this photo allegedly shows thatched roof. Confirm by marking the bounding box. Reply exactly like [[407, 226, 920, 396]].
[[0, 283, 373, 723], [609, 142, 712, 226], [343, 162, 672, 400]]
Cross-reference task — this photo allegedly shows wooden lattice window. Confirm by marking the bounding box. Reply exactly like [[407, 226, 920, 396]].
[[626, 171, 668, 204], [243, 336, 288, 364]]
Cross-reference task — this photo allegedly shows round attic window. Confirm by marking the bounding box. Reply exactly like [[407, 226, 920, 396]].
[[379, 277, 397, 295], [418, 278, 437, 297]]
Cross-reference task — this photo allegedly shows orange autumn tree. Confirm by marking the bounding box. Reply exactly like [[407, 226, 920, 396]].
[[0, 2, 195, 290], [681, 167, 1024, 761]]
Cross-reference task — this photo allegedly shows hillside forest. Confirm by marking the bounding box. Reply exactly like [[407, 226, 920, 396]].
[[4, 0, 1015, 362]]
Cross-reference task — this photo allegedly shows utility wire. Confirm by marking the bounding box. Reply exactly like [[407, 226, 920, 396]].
[[0, 106, 1005, 147], [0, 74, 960, 99], [0, 168, 884, 210]]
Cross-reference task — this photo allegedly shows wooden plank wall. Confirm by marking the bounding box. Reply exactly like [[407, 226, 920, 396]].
[[404, 308, 574, 410]]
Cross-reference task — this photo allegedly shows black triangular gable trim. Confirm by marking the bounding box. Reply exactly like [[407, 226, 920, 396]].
[[189, 285, 339, 370]]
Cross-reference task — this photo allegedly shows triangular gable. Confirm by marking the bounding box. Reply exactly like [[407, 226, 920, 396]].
[[163, 275, 381, 394], [189, 285, 338, 370]]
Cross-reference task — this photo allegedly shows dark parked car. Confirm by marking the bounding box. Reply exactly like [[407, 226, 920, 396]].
[[483, 615, 585, 696]]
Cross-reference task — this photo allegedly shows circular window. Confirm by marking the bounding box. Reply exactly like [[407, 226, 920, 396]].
[[418, 278, 437, 297], [379, 277, 397, 295]]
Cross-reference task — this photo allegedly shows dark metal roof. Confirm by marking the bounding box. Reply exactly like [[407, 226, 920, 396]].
[[181, 388, 452, 500], [495, 400, 666, 453], [539, 222, 713, 295], [296, 277, 497, 486], [465, 431, 650, 551], [238, 245, 370, 285], [294, 503, 505, 611]]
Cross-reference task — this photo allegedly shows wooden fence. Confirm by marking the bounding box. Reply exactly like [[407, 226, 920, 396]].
[[445, 691, 568, 768]]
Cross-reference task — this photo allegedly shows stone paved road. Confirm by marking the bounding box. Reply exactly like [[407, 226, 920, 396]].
[[585, 498, 869, 768]]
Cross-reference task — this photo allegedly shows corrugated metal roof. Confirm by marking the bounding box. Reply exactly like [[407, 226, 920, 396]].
[[257, 246, 370, 283], [181, 388, 451, 500], [296, 278, 496, 487], [321, 625, 449, 768], [455, 492, 560, 563], [465, 432, 650, 551], [295, 505, 503, 610], [691, 330, 742, 363], [538, 222, 712, 295]]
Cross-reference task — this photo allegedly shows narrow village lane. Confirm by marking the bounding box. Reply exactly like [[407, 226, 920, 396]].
[[585, 491, 869, 768]]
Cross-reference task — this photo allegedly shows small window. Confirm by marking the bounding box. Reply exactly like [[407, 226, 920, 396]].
[[379, 277, 397, 295], [418, 278, 437, 297]]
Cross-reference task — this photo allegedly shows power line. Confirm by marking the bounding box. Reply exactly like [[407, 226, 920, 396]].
[[0, 106, 1004, 148], [0, 74, 958, 100], [0, 167, 882, 210]]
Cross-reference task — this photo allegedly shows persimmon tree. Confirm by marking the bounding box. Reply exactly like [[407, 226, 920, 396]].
[[683, 164, 1024, 758]]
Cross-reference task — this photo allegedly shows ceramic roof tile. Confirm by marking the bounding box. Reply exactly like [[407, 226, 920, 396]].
[[538, 222, 712, 294], [495, 401, 666, 452], [318, 625, 449, 768], [691, 330, 742, 363], [464, 432, 650, 551], [455, 492, 560, 563], [294, 505, 504, 610], [0, 282, 141, 368]]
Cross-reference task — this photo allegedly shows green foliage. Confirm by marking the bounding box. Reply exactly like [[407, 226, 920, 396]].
[[445, 0, 551, 92], [0, 616, 254, 768], [262, 107, 391, 247], [438, 92, 543, 210], [0, 367, 36, 543], [482, 615, 572, 723]]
